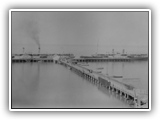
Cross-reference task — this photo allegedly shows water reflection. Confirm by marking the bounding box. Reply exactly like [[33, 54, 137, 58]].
[[12, 63, 40, 108]]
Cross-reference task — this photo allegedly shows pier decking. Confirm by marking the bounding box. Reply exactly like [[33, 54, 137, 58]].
[[59, 60, 148, 108]]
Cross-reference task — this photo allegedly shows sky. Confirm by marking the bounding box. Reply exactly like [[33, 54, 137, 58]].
[[12, 11, 148, 55]]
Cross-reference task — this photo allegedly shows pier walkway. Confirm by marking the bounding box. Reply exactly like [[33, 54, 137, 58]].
[[59, 60, 148, 108]]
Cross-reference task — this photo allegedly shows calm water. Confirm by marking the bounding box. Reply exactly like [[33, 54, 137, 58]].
[[12, 61, 148, 108]]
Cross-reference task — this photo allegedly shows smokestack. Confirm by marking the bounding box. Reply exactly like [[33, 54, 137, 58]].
[[112, 49, 114, 54], [38, 47, 40, 54], [122, 49, 125, 54]]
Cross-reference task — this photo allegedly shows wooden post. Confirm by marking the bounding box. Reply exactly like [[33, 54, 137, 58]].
[[116, 89, 119, 94], [134, 98, 138, 107], [126, 94, 128, 99], [120, 91, 122, 96], [112, 86, 114, 92]]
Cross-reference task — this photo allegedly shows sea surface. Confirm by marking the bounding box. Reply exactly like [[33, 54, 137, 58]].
[[12, 61, 148, 108]]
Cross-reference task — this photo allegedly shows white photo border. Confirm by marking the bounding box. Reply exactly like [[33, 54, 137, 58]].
[[9, 9, 151, 111]]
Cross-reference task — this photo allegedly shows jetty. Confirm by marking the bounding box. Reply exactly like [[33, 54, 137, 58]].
[[72, 57, 148, 62], [58, 59, 148, 108], [12, 58, 54, 63], [11, 54, 74, 63]]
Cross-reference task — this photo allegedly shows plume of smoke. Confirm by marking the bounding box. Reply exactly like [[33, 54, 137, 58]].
[[25, 21, 40, 48]]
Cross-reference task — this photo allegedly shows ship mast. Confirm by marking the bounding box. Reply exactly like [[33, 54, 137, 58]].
[[23, 47, 25, 54], [96, 39, 99, 55]]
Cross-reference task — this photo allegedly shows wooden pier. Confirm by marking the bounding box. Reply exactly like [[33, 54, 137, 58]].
[[59, 60, 148, 108], [72, 57, 148, 62], [12, 58, 54, 63]]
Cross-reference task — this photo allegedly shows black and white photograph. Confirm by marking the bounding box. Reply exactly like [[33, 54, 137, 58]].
[[9, 9, 151, 111]]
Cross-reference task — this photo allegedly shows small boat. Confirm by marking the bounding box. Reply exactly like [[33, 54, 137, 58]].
[[97, 67, 104, 69], [124, 84, 134, 90], [95, 71, 102, 73], [113, 75, 123, 78]]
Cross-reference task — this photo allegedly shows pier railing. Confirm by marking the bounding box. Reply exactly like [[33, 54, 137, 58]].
[[59, 59, 148, 108]]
